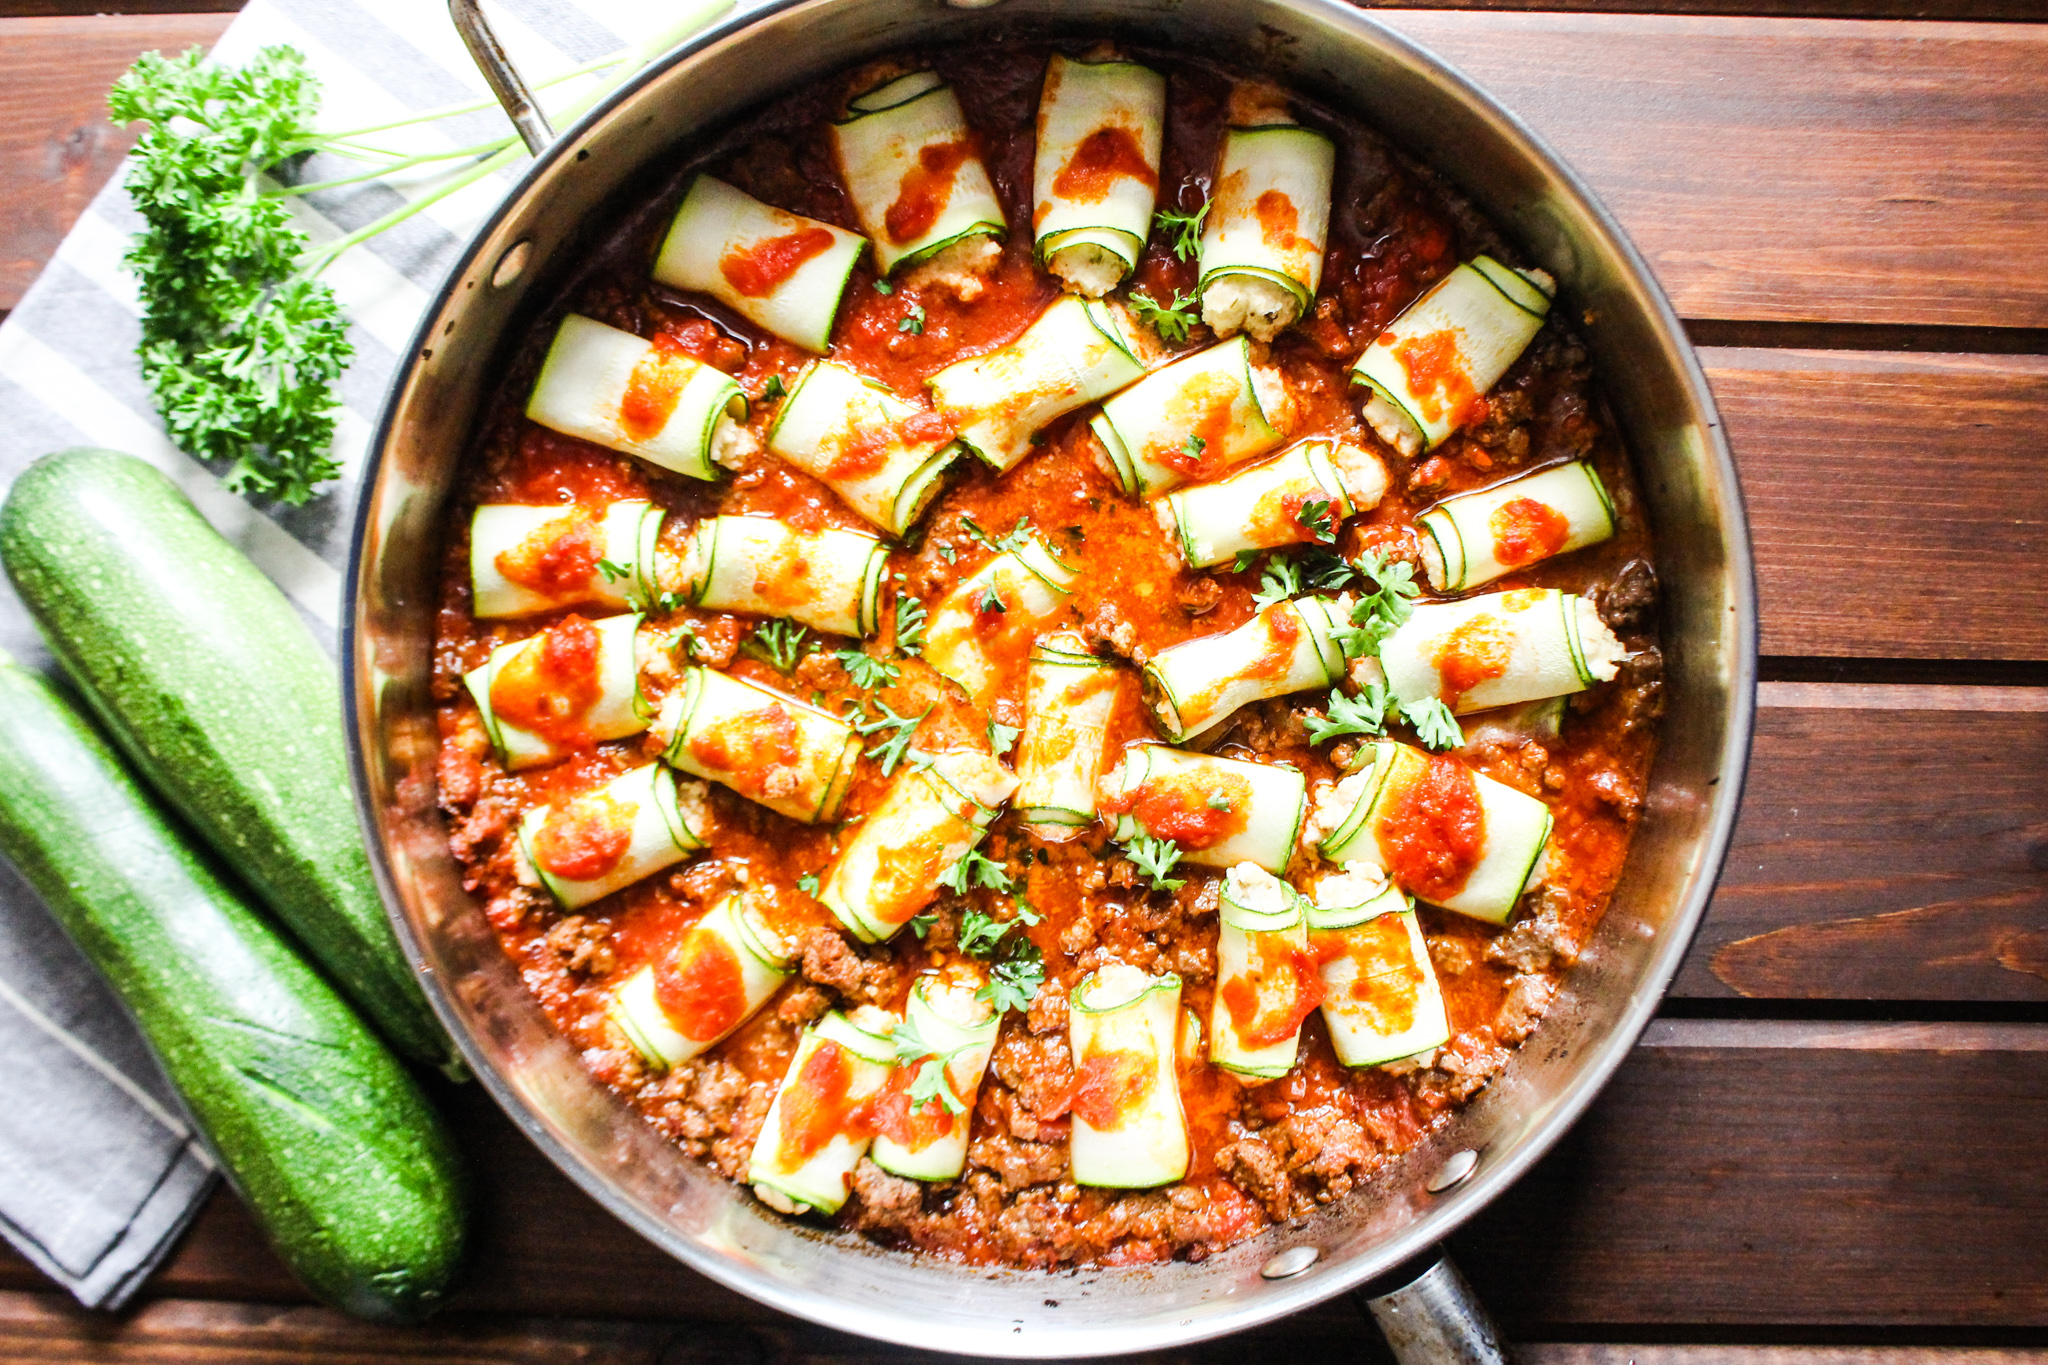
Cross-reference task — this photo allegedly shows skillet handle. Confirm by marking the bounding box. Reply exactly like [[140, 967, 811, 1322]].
[[1356, 1249, 1516, 1365], [448, 0, 556, 154]]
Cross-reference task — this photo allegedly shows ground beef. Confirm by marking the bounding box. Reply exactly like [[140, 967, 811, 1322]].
[[484, 885, 546, 932], [971, 1131, 1068, 1190], [796, 927, 901, 1006], [447, 795, 515, 865], [1426, 934, 1475, 977], [1495, 973, 1555, 1045], [774, 982, 833, 1025], [794, 650, 848, 691], [544, 914, 615, 977], [1216, 1137, 1293, 1220], [1176, 575, 1224, 616], [667, 857, 743, 906], [1487, 886, 1579, 971], [851, 1158, 927, 1232], [1026, 976, 1069, 1035], [1598, 558, 1660, 631], [989, 1027, 1073, 1122], [1217, 698, 1309, 755], [1079, 600, 1146, 665], [1267, 1109, 1374, 1203]]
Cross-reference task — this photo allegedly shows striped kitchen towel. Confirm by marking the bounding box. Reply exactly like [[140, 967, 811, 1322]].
[[0, 0, 747, 1308]]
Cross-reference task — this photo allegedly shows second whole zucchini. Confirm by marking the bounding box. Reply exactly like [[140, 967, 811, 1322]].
[[0, 655, 466, 1321], [0, 449, 456, 1073]]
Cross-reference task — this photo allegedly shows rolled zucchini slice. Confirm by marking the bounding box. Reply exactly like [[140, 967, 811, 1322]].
[[1140, 595, 1349, 745], [919, 537, 1079, 708], [653, 667, 861, 824], [462, 612, 646, 771], [927, 296, 1143, 472], [1377, 588, 1625, 715], [651, 174, 867, 353], [1014, 631, 1122, 839], [1100, 745, 1306, 876], [470, 499, 661, 620], [1309, 740, 1551, 924], [675, 516, 888, 638], [831, 72, 1006, 276], [1351, 256, 1555, 456], [749, 1008, 898, 1216], [1032, 53, 1166, 295], [1306, 867, 1449, 1067], [870, 974, 1000, 1181], [1089, 336, 1288, 497], [1209, 864, 1316, 1079], [766, 361, 961, 537], [1417, 460, 1617, 593], [1158, 440, 1387, 570], [1068, 963, 1187, 1189], [515, 762, 710, 910], [609, 890, 794, 1070], [820, 750, 1019, 944], [525, 314, 747, 482], [1196, 124, 1336, 342]]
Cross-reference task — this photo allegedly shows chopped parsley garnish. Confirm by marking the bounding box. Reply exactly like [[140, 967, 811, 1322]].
[[888, 1019, 969, 1115], [759, 374, 787, 402], [899, 303, 926, 335], [739, 618, 812, 672], [978, 945, 1045, 1017], [834, 649, 900, 690], [1183, 433, 1208, 463], [893, 592, 928, 656], [938, 543, 958, 564], [873, 278, 895, 294], [960, 513, 1035, 555], [977, 583, 1007, 616], [1305, 681, 1392, 744], [941, 848, 1016, 897], [797, 872, 821, 897], [1252, 557, 1301, 609], [1297, 497, 1337, 544], [1335, 548, 1424, 657], [1232, 549, 1261, 574], [907, 910, 938, 940], [1206, 793, 1233, 811], [1123, 833, 1186, 892], [847, 698, 931, 775], [1404, 696, 1465, 751], [1153, 202, 1210, 261], [987, 719, 1021, 759], [596, 558, 629, 582], [1127, 288, 1199, 344]]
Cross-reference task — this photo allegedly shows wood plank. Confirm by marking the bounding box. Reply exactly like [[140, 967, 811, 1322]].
[[1377, 13, 2048, 328], [1678, 697, 2048, 1002], [0, 13, 234, 311], [1705, 348, 2048, 661], [6, 1033, 2043, 1332]]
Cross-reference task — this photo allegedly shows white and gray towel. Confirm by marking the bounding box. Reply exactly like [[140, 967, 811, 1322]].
[[0, 0, 755, 1308]]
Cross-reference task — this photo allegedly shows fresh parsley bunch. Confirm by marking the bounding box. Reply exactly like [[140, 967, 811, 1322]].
[[111, 47, 352, 505]]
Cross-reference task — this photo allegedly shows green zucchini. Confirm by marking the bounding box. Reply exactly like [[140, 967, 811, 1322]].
[[0, 655, 466, 1321], [0, 449, 456, 1074]]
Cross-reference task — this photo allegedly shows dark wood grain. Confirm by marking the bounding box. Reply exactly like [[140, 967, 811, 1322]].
[[1703, 348, 2048, 661], [0, 14, 233, 310], [1377, 12, 2048, 329]]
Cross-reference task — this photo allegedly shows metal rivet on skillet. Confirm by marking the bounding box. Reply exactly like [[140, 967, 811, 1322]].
[[492, 239, 533, 288], [1260, 1246, 1319, 1279], [944, 0, 1006, 9], [1427, 1149, 1479, 1193]]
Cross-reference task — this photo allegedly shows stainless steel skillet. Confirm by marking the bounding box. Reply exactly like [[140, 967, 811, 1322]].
[[344, 0, 1755, 1355]]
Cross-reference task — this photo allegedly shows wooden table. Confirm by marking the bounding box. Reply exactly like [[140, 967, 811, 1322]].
[[3, 0, 2044, 1360]]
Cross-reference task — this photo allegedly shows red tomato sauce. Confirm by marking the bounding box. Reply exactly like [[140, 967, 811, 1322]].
[[885, 139, 974, 245], [488, 614, 607, 745], [534, 790, 634, 882], [1491, 496, 1571, 567], [655, 924, 748, 1042], [1052, 125, 1157, 203], [721, 226, 838, 297], [1376, 756, 1487, 903]]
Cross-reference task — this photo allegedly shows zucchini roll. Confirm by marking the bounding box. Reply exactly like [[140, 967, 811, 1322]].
[[750, 1007, 898, 1216], [919, 537, 1079, 707], [1100, 745, 1306, 876], [654, 667, 861, 824], [516, 762, 710, 911], [1209, 864, 1317, 1079], [1158, 440, 1387, 570], [1032, 53, 1166, 296], [1306, 867, 1449, 1068], [1140, 595, 1350, 744], [926, 296, 1144, 472], [1309, 740, 1551, 924], [1014, 631, 1121, 840], [525, 314, 747, 481], [1068, 963, 1187, 1189], [1377, 588, 1625, 715], [651, 174, 868, 353], [870, 974, 1000, 1181], [1089, 336, 1290, 497], [1197, 124, 1336, 342], [766, 361, 961, 537], [462, 612, 646, 771], [674, 515, 888, 638], [1351, 256, 1555, 456], [470, 499, 661, 620], [609, 889, 794, 1069], [1416, 461, 1617, 593], [821, 750, 1019, 944], [831, 71, 1006, 278]]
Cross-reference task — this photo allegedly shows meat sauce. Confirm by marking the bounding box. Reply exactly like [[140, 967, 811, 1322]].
[[432, 40, 1661, 1269]]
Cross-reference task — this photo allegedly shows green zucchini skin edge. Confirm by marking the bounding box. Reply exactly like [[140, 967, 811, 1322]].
[[0, 449, 458, 1074], [0, 657, 467, 1322]]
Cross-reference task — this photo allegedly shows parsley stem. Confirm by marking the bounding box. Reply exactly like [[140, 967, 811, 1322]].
[[264, 138, 515, 198]]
